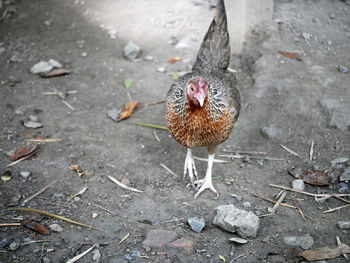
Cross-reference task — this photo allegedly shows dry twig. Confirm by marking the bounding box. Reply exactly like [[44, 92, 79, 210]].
[[119, 233, 130, 245], [107, 175, 143, 193], [92, 203, 117, 216], [137, 100, 165, 108], [25, 138, 61, 143], [5, 150, 38, 168], [66, 244, 96, 263], [0, 223, 22, 227], [269, 184, 350, 198], [254, 194, 296, 209], [336, 236, 349, 260], [160, 163, 179, 178], [309, 140, 314, 161], [6, 207, 101, 230], [291, 194, 306, 220], [323, 204, 350, 214], [280, 144, 301, 158], [268, 191, 286, 213], [22, 180, 57, 206]]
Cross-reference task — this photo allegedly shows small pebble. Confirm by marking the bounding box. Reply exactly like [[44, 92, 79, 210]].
[[302, 32, 312, 40], [292, 179, 305, 191], [229, 237, 248, 244], [188, 217, 205, 233], [20, 171, 31, 179], [143, 55, 153, 61], [92, 249, 101, 261], [74, 196, 81, 202], [329, 12, 336, 19], [243, 202, 252, 208], [123, 41, 141, 60], [49, 223, 63, 232], [230, 194, 242, 201], [23, 237, 34, 243], [337, 221, 350, 230], [92, 212, 98, 219], [338, 65, 348, 74], [157, 66, 166, 73], [42, 257, 50, 263], [337, 182, 348, 193], [0, 239, 7, 247], [10, 242, 19, 251], [81, 52, 88, 57]]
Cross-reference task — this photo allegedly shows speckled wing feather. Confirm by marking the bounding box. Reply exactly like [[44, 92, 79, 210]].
[[192, 0, 230, 71]]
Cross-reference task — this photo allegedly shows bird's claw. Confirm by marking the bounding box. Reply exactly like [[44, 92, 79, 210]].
[[184, 150, 198, 184], [194, 178, 219, 199]]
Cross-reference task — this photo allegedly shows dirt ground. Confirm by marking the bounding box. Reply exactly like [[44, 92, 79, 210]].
[[1, 0, 350, 262]]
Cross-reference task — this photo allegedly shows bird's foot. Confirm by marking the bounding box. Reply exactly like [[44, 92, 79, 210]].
[[184, 149, 198, 184], [194, 178, 219, 199]]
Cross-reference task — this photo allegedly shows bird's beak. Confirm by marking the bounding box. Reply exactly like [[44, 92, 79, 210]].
[[198, 98, 205, 107]]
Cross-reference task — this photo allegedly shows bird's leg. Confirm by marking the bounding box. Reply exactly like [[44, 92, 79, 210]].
[[184, 148, 198, 184], [194, 151, 218, 198]]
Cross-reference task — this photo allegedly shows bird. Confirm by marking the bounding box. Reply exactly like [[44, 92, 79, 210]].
[[165, 0, 241, 198]]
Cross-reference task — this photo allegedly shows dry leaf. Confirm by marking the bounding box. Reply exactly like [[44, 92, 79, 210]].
[[21, 220, 50, 235], [117, 101, 139, 122], [42, 68, 70, 78], [280, 51, 302, 61], [69, 164, 84, 177], [288, 166, 329, 186], [9, 144, 38, 161], [168, 57, 181, 64], [299, 244, 350, 261]]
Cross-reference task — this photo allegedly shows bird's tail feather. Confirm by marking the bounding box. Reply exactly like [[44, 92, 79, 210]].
[[192, 0, 230, 71]]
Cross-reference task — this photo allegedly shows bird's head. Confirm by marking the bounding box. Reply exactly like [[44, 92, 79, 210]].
[[186, 77, 208, 107]]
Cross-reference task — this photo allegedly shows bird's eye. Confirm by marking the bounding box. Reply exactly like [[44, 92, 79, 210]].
[[190, 87, 194, 91]]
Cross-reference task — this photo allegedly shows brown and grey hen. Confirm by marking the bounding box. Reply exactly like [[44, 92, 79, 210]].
[[165, 0, 240, 198]]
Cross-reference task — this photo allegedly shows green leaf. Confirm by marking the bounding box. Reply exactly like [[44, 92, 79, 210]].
[[219, 255, 226, 262], [124, 78, 133, 89], [1, 175, 11, 182]]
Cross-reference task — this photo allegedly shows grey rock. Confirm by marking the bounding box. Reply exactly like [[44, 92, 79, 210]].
[[230, 194, 242, 201], [49, 223, 63, 232], [30, 61, 53, 74], [320, 99, 350, 130], [73, 196, 81, 202], [23, 237, 34, 243], [124, 41, 141, 60], [10, 242, 19, 251], [188, 217, 205, 233], [329, 12, 336, 19], [107, 109, 121, 121], [283, 234, 314, 249], [6, 149, 16, 156], [302, 32, 312, 40], [20, 171, 31, 179], [213, 204, 260, 238], [7, 192, 21, 206], [29, 115, 38, 122], [24, 121, 43, 129], [338, 65, 348, 73], [243, 202, 252, 208], [300, 234, 314, 250], [292, 179, 305, 191], [124, 250, 141, 261], [340, 167, 350, 181], [0, 47, 5, 56], [48, 58, 62, 68], [92, 248, 101, 261], [337, 221, 350, 230], [81, 52, 88, 57], [337, 182, 348, 193], [331, 157, 349, 165], [157, 66, 166, 73], [229, 237, 248, 244], [261, 126, 282, 140], [0, 239, 7, 247], [169, 36, 178, 45], [42, 257, 50, 263]]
